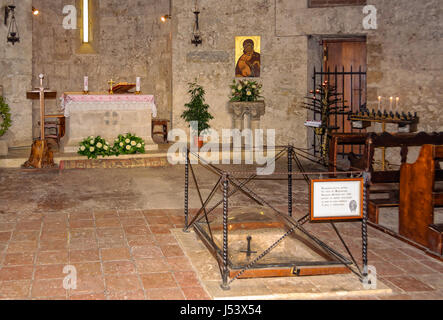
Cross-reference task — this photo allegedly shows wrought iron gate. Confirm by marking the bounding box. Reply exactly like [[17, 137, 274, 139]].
[[311, 66, 367, 158]]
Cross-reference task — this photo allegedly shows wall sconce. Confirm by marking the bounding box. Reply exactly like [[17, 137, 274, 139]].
[[160, 14, 171, 23], [161, 0, 172, 23], [4, 5, 20, 45], [32, 7, 39, 16], [191, 10, 202, 46]]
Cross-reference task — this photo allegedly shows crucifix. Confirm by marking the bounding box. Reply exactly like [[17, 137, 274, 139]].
[[23, 74, 57, 169], [108, 79, 115, 94]]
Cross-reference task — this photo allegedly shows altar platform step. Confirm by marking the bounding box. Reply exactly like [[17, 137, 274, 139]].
[[0, 143, 272, 169], [0, 145, 170, 169]]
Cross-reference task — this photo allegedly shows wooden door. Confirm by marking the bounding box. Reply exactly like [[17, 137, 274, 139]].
[[323, 39, 367, 155]]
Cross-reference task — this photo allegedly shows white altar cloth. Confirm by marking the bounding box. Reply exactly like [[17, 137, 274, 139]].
[[60, 93, 158, 153]]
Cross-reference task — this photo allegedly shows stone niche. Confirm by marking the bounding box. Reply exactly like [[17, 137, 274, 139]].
[[228, 101, 266, 132]]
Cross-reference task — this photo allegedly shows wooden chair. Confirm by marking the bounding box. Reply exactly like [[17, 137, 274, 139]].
[[152, 119, 169, 143], [38, 114, 65, 146]]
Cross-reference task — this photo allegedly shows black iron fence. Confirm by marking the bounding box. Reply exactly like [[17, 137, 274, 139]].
[[311, 66, 367, 157]]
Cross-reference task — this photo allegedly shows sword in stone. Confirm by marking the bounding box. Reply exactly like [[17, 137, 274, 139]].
[[240, 235, 257, 258]]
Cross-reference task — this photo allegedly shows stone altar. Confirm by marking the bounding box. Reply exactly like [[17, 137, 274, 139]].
[[60, 93, 158, 153]]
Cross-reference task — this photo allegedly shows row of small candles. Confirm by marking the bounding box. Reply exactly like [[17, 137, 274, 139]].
[[83, 76, 141, 93], [378, 96, 400, 113]]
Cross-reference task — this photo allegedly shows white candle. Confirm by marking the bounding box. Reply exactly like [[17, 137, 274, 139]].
[[136, 77, 141, 92], [389, 97, 393, 112], [84, 76, 88, 92], [396, 97, 399, 111], [378, 96, 381, 111]]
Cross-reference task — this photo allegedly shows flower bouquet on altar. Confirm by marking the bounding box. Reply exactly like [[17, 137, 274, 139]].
[[229, 79, 262, 102], [78, 136, 113, 159], [113, 133, 145, 156]]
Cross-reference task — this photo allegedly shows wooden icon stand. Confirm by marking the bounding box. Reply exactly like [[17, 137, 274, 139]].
[[23, 74, 57, 169]]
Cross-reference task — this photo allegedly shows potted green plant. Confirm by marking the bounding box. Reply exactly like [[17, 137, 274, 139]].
[[0, 96, 12, 156], [181, 81, 214, 148]]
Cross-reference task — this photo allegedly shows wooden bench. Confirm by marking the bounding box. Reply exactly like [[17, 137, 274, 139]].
[[399, 144, 443, 256]]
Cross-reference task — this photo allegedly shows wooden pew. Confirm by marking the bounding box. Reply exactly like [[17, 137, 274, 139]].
[[327, 132, 443, 224], [399, 144, 443, 257]]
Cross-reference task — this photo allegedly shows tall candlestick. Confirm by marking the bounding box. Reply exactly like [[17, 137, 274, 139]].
[[84, 76, 88, 93], [136, 77, 141, 93]]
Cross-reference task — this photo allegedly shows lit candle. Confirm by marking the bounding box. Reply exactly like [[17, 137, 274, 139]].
[[396, 97, 399, 111], [389, 97, 393, 112], [136, 77, 141, 92], [84, 76, 88, 92], [378, 96, 381, 111]]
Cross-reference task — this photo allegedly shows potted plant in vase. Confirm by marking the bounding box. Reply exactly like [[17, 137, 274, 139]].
[[181, 81, 214, 149], [228, 79, 265, 133]]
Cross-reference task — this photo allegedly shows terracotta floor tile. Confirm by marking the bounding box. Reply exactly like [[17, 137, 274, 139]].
[[0, 231, 12, 242], [40, 230, 68, 241], [3, 252, 35, 266], [95, 218, 121, 228], [69, 239, 98, 250], [69, 229, 96, 241], [40, 240, 68, 251], [69, 212, 94, 220], [37, 250, 69, 265], [181, 286, 211, 300], [135, 258, 169, 274], [145, 216, 171, 225], [418, 259, 443, 273], [148, 224, 172, 234], [142, 210, 166, 217], [105, 274, 142, 293], [0, 280, 31, 298], [103, 261, 136, 275], [6, 241, 38, 253], [166, 256, 194, 272], [101, 247, 131, 261], [31, 278, 67, 298], [119, 218, 146, 227], [106, 290, 145, 300], [96, 228, 125, 241], [69, 220, 95, 229], [70, 249, 100, 263], [382, 275, 434, 292], [11, 230, 40, 242], [117, 210, 144, 218], [0, 223, 15, 232], [43, 220, 68, 230], [127, 237, 155, 247], [34, 264, 65, 280], [73, 262, 102, 277], [15, 221, 41, 231], [146, 288, 185, 300], [393, 259, 436, 275], [140, 272, 177, 289], [70, 275, 105, 295], [0, 265, 33, 281], [160, 245, 184, 257], [94, 211, 119, 219], [131, 246, 163, 259], [124, 225, 151, 237], [70, 293, 106, 300], [154, 234, 178, 245], [98, 240, 128, 249], [173, 271, 201, 288]]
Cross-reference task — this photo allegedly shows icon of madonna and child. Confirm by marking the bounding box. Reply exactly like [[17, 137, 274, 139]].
[[235, 37, 261, 78]]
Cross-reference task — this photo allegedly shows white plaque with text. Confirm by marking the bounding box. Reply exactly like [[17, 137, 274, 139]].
[[310, 178, 364, 221]]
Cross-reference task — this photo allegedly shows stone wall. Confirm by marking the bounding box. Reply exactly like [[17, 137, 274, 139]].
[[0, 0, 33, 147], [32, 0, 172, 139], [172, 0, 442, 155]]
